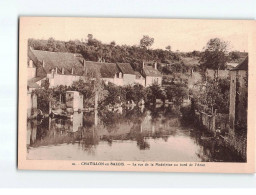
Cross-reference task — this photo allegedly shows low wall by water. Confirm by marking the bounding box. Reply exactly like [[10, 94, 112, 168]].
[[195, 109, 246, 161], [195, 110, 216, 134]]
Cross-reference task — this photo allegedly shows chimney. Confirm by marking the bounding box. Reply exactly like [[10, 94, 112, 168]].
[[154, 62, 157, 70], [29, 60, 33, 68], [42, 60, 45, 68], [71, 68, 74, 75], [62, 68, 65, 74], [55, 67, 58, 74]]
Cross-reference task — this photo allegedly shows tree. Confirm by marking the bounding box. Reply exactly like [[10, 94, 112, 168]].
[[110, 41, 116, 47], [87, 34, 101, 47], [200, 38, 229, 79], [140, 35, 154, 50], [229, 51, 240, 61], [46, 37, 56, 52], [147, 84, 164, 105], [166, 45, 171, 51], [166, 83, 188, 105], [87, 34, 93, 40], [103, 83, 123, 106], [194, 78, 230, 114]]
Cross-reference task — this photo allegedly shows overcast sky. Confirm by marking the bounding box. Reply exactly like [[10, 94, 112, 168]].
[[22, 17, 249, 52]]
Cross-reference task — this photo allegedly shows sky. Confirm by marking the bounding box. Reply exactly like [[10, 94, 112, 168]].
[[21, 17, 250, 52]]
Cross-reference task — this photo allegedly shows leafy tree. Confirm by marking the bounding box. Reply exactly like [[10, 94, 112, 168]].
[[166, 45, 171, 51], [103, 83, 123, 106], [166, 83, 188, 105], [147, 84, 165, 104], [110, 41, 116, 47], [200, 38, 229, 79], [193, 78, 230, 114], [46, 37, 56, 52], [140, 35, 154, 50]]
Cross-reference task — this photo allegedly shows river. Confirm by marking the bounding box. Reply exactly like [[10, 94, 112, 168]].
[[27, 106, 244, 162]]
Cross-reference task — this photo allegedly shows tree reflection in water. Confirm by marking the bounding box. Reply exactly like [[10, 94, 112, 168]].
[[27, 105, 245, 162]]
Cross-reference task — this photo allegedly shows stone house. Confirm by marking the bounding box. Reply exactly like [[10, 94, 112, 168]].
[[28, 48, 145, 87], [116, 63, 136, 85], [229, 57, 248, 130], [141, 62, 162, 87], [28, 48, 85, 88]]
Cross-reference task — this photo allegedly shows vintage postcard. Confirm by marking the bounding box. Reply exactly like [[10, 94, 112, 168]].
[[18, 17, 256, 173]]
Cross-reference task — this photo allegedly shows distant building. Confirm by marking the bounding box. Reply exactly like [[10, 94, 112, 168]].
[[141, 62, 162, 87], [28, 48, 149, 88], [28, 48, 85, 88], [116, 63, 136, 85], [27, 77, 41, 118], [229, 57, 248, 130], [84, 61, 121, 85], [66, 91, 84, 111]]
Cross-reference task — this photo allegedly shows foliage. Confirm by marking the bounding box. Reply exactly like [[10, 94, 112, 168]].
[[200, 38, 229, 78], [140, 35, 154, 50], [193, 78, 230, 114], [166, 83, 188, 105], [28, 37, 180, 73], [102, 83, 123, 106], [165, 45, 171, 51], [146, 84, 166, 104]]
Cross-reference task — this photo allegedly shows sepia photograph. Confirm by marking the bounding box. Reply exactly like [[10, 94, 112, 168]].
[[18, 17, 256, 172]]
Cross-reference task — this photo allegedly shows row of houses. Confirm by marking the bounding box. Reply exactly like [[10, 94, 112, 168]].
[[27, 48, 162, 91]]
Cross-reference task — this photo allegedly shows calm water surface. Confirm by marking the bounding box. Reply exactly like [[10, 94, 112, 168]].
[[27, 106, 243, 162]]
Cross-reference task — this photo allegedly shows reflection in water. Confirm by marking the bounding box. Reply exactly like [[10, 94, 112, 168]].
[[27, 106, 244, 162]]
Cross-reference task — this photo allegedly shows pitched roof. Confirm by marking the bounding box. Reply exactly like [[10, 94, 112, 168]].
[[232, 57, 248, 71], [100, 63, 119, 78], [28, 48, 47, 78], [143, 65, 162, 77], [116, 63, 135, 74], [84, 61, 118, 78], [27, 77, 43, 89], [30, 49, 85, 76], [134, 71, 144, 79], [30, 49, 119, 78]]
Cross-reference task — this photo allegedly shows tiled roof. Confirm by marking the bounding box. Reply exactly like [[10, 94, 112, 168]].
[[30, 49, 125, 78], [232, 57, 248, 71], [117, 63, 135, 74], [84, 61, 118, 78], [143, 65, 162, 77], [30, 49, 85, 76], [134, 71, 144, 79], [27, 77, 43, 89]]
